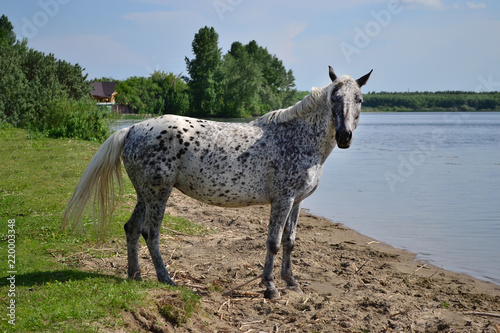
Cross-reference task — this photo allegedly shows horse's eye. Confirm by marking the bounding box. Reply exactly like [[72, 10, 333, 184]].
[[331, 95, 341, 103]]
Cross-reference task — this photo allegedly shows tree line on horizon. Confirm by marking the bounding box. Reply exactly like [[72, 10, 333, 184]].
[[363, 91, 500, 112]]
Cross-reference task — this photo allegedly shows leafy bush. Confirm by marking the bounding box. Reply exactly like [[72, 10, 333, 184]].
[[33, 97, 110, 142]]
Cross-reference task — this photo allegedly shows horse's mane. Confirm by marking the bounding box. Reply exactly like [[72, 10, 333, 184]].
[[253, 77, 354, 125]]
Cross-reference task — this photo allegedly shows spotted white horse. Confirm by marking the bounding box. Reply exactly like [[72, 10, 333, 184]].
[[64, 66, 372, 299]]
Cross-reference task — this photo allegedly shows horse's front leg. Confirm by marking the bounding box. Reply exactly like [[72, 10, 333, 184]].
[[262, 198, 294, 299], [281, 202, 303, 293]]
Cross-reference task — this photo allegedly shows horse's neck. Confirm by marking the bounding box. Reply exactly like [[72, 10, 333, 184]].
[[304, 107, 337, 163]]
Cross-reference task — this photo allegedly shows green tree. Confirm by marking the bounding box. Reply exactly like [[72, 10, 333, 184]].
[[20, 48, 89, 129], [115, 76, 163, 114], [245, 40, 297, 110], [222, 42, 263, 117], [150, 71, 190, 115], [0, 40, 30, 125], [0, 14, 16, 46], [0, 15, 30, 125], [221, 40, 297, 116], [185, 26, 224, 116]]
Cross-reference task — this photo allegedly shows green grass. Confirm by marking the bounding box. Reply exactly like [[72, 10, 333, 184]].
[[0, 125, 207, 331]]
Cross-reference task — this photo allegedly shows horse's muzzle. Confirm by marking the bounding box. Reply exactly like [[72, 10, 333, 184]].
[[335, 129, 352, 149]]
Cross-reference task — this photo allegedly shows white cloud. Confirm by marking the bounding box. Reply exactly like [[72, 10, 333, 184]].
[[401, 0, 447, 10], [401, 0, 487, 11], [466, 2, 486, 10]]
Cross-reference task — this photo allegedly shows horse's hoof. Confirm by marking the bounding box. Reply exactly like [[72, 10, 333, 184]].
[[166, 279, 177, 287], [129, 272, 143, 281], [128, 277, 143, 282], [264, 288, 280, 299], [286, 285, 303, 294], [159, 276, 177, 287]]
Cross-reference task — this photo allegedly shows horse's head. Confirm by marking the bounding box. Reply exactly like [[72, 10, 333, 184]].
[[328, 66, 372, 149]]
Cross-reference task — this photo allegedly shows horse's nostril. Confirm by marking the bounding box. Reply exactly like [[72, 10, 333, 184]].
[[335, 129, 352, 143]]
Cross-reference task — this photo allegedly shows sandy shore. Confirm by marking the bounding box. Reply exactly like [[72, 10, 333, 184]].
[[88, 189, 500, 332]]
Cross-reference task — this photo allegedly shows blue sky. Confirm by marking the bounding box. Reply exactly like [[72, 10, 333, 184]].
[[3, 0, 500, 92]]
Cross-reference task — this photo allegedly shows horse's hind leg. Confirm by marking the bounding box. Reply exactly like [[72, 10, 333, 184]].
[[142, 192, 176, 286], [262, 197, 294, 299], [281, 202, 302, 293], [124, 198, 146, 281]]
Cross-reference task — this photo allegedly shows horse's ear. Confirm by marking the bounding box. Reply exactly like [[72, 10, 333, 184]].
[[357, 69, 373, 87], [329, 66, 337, 82]]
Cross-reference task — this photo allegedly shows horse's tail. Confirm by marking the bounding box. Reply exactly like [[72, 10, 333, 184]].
[[62, 127, 131, 236]]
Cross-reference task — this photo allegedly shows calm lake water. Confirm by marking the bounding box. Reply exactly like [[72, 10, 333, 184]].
[[112, 112, 500, 285]]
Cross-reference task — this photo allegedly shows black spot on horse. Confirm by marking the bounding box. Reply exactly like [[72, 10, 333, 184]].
[[161, 130, 167, 134], [183, 128, 188, 132]]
